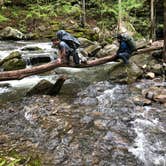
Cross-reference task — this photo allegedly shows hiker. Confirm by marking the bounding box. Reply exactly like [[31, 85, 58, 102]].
[[52, 37, 73, 64], [56, 30, 80, 65], [116, 33, 136, 64]]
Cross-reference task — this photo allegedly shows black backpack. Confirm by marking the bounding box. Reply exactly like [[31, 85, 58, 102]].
[[121, 34, 137, 53], [57, 30, 80, 50]]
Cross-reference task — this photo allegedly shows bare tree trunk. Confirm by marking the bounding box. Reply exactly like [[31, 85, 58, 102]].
[[118, 0, 122, 32], [164, 0, 166, 62], [0, 45, 163, 81], [150, 0, 156, 41], [80, 0, 86, 27]]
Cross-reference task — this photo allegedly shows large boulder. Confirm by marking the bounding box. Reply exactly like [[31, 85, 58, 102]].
[[55, 61, 143, 84], [0, 51, 26, 71], [1, 58, 26, 71], [27, 76, 66, 96], [0, 26, 25, 40]]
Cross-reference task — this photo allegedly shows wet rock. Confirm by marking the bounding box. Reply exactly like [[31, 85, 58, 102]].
[[145, 72, 155, 79], [94, 120, 109, 130], [79, 97, 98, 106], [21, 46, 43, 51], [154, 94, 166, 103], [133, 96, 152, 106], [0, 83, 11, 88], [103, 131, 113, 141], [151, 63, 163, 75], [109, 62, 143, 84], [2, 58, 26, 71], [0, 51, 22, 66], [96, 44, 118, 58], [78, 37, 95, 48], [152, 50, 163, 59], [0, 51, 26, 71], [81, 44, 101, 57], [0, 26, 24, 40], [80, 115, 93, 125], [143, 86, 166, 104], [27, 76, 66, 96]]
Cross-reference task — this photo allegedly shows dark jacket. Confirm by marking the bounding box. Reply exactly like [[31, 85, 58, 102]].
[[117, 40, 131, 55]]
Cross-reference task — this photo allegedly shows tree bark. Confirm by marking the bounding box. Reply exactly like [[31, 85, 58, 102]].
[[0, 45, 163, 81], [80, 0, 86, 27], [118, 0, 122, 32], [150, 0, 156, 41], [163, 0, 166, 62]]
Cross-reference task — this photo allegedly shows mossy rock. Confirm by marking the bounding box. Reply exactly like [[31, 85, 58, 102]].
[[2, 58, 26, 71], [0, 51, 22, 66]]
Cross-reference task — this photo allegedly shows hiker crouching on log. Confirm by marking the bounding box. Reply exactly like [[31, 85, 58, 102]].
[[52, 37, 72, 64], [116, 33, 136, 64], [52, 30, 80, 65]]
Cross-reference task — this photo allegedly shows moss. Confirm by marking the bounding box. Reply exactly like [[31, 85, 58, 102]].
[[2, 58, 26, 71], [0, 151, 41, 166]]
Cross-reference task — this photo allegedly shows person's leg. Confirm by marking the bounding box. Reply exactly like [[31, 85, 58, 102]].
[[66, 53, 70, 65], [73, 50, 80, 65], [117, 52, 129, 64]]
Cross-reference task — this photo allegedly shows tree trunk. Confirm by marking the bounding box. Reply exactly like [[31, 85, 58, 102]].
[[150, 0, 156, 41], [80, 0, 86, 27], [0, 45, 163, 81], [163, 0, 166, 62], [118, 0, 122, 32]]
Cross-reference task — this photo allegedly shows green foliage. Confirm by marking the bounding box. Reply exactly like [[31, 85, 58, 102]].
[[0, 14, 9, 23], [55, 2, 81, 17], [26, 4, 56, 21]]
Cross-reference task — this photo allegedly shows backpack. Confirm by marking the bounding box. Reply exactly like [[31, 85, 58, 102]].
[[62, 37, 80, 50], [57, 30, 80, 50], [121, 34, 137, 53]]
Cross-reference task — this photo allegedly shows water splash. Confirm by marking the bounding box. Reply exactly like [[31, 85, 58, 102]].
[[129, 106, 166, 166]]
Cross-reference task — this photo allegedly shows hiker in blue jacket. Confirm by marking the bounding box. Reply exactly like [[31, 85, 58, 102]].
[[116, 34, 132, 64]]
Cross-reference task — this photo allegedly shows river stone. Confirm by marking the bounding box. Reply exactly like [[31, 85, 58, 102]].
[[108, 62, 143, 84], [0, 26, 24, 40], [133, 96, 152, 106], [96, 44, 118, 58], [0, 51, 22, 66], [2, 58, 26, 71], [145, 72, 155, 79], [82, 44, 101, 57], [130, 53, 154, 69], [55, 62, 143, 84], [151, 63, 163, 75], [21, 46, 43, 51], [143, 86, 166, 104], [27, 77, 66, 96], [78, 37, 96, 48]]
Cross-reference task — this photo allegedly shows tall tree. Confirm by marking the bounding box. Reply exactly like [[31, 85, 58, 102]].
[[164, 0, 166, 62], [118, 0, 122, 32], [80, 0, 86, 27], [150, 0, 155, 41]]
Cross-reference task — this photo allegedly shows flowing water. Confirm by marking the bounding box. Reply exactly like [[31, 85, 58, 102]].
[[0, 41, 165, 166]]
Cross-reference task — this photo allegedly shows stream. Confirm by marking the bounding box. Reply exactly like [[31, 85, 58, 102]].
[[0, 41, 165, 166]]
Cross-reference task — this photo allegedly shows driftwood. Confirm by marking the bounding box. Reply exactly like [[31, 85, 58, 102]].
[[0, 45, 163, 81]]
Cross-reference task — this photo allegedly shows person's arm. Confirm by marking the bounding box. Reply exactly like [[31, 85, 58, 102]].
[[57, 44, 66, 63]]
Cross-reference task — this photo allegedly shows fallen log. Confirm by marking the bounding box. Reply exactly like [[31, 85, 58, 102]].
[[0, 45, 163, 81]]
